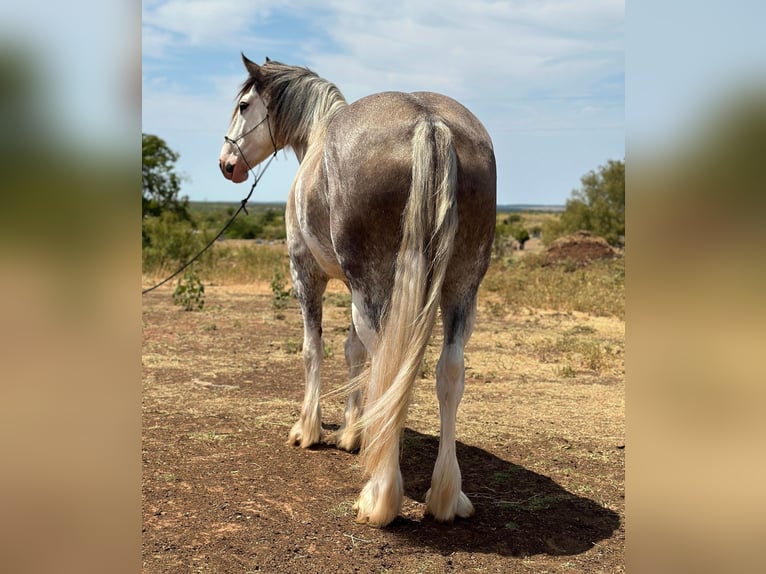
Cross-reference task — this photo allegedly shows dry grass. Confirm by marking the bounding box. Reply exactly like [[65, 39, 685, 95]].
[[144, 237, 624, 322], [483, 253, 625, 319]]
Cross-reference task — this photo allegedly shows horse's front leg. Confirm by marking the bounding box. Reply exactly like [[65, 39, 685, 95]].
[[287, 260, 329, 449]]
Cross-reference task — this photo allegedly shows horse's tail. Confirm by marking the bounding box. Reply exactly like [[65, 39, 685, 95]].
[[360, 116, 459, 475]]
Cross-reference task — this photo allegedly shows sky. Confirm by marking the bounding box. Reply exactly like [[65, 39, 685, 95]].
[[142, 0, 625, 206]]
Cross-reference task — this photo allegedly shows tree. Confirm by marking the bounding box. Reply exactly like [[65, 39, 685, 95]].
[[547, 159, 625, 246], [142, 133, 189, 220], [512, 226, 531, 250]]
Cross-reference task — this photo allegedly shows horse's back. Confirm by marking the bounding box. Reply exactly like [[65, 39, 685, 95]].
[[327, 91, 495, 184]]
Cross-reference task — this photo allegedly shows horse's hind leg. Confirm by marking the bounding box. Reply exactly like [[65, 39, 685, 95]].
[[342, 291, 404, 526], [287, 254, 329, 448], [425, 295, 477, 521], [334, 321, 366, 451]]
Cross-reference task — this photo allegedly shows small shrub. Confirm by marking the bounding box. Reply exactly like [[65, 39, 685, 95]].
[[558, 365, 577, 378], [270, 268, 292, 310], [582, 343, 607, 372], [282, 337, 302, 354], [173, 269, 205, 311]]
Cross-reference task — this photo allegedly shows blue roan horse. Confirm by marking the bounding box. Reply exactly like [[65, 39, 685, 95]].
[[219, 56, 496, 527]]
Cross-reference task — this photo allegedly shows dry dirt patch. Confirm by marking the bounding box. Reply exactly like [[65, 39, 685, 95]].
[[544, 231, 618, 267], [143, 281, 624, 573]]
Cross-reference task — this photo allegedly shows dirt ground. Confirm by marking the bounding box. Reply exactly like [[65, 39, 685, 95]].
[[142, 280, 624, 573]]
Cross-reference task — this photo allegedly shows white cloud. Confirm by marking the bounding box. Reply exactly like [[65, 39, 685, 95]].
[[143, 72, 244, 134], [298, 0, 622, 104], [142, 0, 279, 52]]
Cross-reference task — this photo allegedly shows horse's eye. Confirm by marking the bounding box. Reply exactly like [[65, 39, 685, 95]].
[[239, 101, 249, 113]]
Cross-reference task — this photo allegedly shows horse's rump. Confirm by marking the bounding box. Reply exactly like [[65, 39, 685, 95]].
[[323, 91, 496, 328]]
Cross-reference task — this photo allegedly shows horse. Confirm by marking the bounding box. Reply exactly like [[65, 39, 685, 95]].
[[219, 55, 496, 527]]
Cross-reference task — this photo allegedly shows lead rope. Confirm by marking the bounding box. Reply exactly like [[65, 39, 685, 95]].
[[142, 115, 277, 296]]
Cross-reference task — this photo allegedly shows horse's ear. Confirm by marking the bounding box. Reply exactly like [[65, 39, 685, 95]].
[[265, 56, 271, 63], [241, 53, 264, 82]]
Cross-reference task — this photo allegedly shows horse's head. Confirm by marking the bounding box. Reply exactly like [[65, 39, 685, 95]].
[[218, 55, 277, 183]]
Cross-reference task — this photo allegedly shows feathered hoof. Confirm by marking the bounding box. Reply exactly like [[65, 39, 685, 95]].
[[424, 488, 474, 522], [353, 474, 403, 528], [333, 424, 361, 452], [287, 417, 323, 448]]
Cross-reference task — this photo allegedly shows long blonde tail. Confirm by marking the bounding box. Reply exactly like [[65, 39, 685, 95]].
[[360, 116, 459, 475]]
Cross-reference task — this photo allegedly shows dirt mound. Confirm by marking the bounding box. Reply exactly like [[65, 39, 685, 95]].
[[545, 231, 617, 266]]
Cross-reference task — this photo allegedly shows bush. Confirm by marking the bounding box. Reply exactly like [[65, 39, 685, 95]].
[[511, 226, 530, 249], [142, 211, 207, 272], [224, 213, 264, 239], [545, 159, 625, 246]]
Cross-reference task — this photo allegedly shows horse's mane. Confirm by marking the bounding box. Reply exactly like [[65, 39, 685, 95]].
[[240, 61, 348, 150]]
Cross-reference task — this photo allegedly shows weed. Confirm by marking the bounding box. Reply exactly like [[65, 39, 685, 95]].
[[327, 500, 354, 518], [173, 269, 205, 311], [522, 493, 575, 511], [270, 268, 292, 310], [490, 471, 514, 485], [484, 299, 506, 318], [188, 430, 226, 442], [565, 325, 597, 336], [582, 344, 606, 372], [324, 292, 351, 308], [537, 333, 610, 375], [420, 354, 435, 379], [282, 338, 303, 354], [558, 364, 577, 378]]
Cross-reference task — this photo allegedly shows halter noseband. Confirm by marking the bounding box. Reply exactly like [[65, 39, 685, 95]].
[[224, 112, 278, 173]]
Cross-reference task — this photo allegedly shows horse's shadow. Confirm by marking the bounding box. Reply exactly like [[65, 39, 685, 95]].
[[386, 428, 621, 557]]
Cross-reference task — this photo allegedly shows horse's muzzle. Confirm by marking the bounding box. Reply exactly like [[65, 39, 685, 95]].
[[218, 160, 235, 177]]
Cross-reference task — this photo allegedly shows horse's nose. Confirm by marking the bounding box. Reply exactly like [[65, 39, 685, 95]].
[[218, 160, 235, 175]]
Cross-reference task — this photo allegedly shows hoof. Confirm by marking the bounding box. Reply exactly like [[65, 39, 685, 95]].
[[354, 473, 403, 528], [333, 425, 361, 452], [425, 488, 474, 522], [287, 417, 323, 448]]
